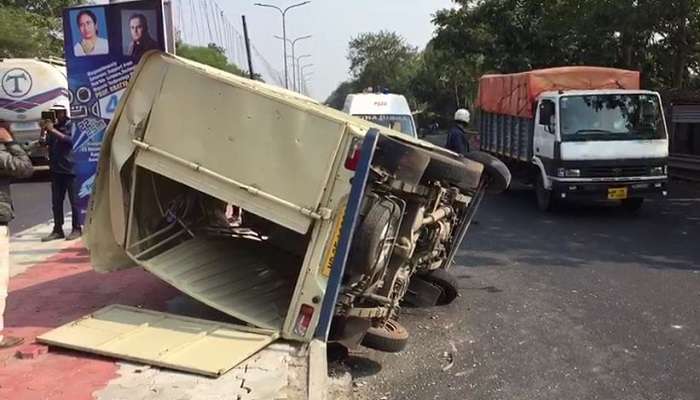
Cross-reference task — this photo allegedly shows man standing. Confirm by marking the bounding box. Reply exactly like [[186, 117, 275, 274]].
[[445, 108, 471, 156], [126, 13, 159, 61], [41, 106, 82, 242], [0, 120, 33, 348]]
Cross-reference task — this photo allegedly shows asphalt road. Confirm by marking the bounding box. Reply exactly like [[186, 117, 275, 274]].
[[9, 174, 700, 399], [8, 172, 54, 234], [349, 180, 700, 400]]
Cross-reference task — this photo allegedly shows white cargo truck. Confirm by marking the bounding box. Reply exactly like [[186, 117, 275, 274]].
[[477, 67, 669, 211], [38, 52, 509, 393]]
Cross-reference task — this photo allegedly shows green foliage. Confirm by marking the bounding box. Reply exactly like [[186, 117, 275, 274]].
[[0, 1, 84, 58], [348, 31, 419, 94], [325, 31, 419, 109], [325, 80, 354, 109], [327, 0, 700, 125], [176, 42, 248, 77], [432, 0, 700, 89]]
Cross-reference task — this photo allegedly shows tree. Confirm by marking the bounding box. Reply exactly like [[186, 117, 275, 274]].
[[0, 0, 85, 57], [347, 31, 419, 94], [176, 42, 247, 77], [325, 80, 354, 110], [432, 0, 700, 90]]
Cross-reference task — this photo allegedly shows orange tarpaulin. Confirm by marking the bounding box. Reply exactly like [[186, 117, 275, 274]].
[[476, 67, 640, 118]]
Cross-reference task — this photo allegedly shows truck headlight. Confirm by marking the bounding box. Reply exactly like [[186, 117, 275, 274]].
[[650, 166, 666, 176], [558, 168, 581, 178]]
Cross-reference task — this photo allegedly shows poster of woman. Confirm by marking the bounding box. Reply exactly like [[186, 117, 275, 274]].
[[70, 8, 109, 57]]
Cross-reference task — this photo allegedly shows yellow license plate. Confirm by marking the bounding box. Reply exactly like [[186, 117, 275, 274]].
[[608, 187, 628, 200]]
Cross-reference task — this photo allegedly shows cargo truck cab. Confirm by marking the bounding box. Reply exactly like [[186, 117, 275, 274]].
[[478, 66, 672, 212], [532, 90, 669, 211]]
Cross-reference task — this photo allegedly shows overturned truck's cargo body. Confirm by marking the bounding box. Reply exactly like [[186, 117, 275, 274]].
[[84, 52, 501, 363]]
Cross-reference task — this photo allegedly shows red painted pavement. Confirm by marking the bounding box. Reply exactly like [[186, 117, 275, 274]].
[[0, 244, 179, 400]]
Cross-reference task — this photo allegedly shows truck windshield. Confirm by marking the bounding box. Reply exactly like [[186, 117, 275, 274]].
[[559, 94, 667, 141], [354, 114, 417, 137]]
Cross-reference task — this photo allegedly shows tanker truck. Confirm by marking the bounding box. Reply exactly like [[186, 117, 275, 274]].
[[477, 67, 669, 211], [0, 57, 70, 167]]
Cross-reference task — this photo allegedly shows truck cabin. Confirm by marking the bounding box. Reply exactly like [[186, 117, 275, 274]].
[[536, 90, 668, 143]]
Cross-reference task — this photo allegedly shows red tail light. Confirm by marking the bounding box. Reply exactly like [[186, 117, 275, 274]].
[[293, 304, 315, 337], [344, 137, 362, 170]]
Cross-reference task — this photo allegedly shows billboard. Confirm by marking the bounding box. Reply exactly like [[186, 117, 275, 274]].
[[63, 0, 166, 224]]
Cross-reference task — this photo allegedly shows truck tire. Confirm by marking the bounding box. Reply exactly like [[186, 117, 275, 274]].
[[535, 174, 555, 212], [420, 269, 459, 306], [362, 319, 409, 353], [346, 198, 401, 282], [464, 151, 512, 194], [622, 198, 644, 212]]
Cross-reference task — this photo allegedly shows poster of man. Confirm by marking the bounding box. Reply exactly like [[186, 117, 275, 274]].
[[122, 10, 160, 61], [70, 8, 109, 57]]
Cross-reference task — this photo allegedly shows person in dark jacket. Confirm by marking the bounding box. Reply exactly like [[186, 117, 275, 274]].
[[445, 108, 471, 156], [0, 120, 33, 348], [40, 105, 82, 242]]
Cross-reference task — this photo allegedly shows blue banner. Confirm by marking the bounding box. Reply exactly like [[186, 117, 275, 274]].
[[63, 0, 165, 224]]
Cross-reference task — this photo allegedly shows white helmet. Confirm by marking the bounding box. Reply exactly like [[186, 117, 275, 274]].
[[455, 108, 470, 124], [50, 103, 70, 118]]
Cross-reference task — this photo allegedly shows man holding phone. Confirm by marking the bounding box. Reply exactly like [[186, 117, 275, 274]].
[[0, 120, 33, 348], [40, 105, 82, 242]]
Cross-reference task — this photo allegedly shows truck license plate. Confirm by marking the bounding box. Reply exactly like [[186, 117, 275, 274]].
[[608, 187, 628, 200]]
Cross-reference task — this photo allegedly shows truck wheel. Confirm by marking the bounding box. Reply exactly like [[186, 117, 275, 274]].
[[346, 198, 401, 282], [535, 174, 554, 212], [362, 319, 409, 353], [622, 198, 644, 212], [464, 151, 512, 194], [420, 269, 459, 306]]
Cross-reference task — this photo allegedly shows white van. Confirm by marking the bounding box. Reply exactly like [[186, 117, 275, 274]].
[[343, 93, 418, 138]]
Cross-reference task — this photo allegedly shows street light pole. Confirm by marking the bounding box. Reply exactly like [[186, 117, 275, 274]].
[[276, 36, 311, 91], [254, 1, 311, 89], [296, 54, 312, 91], [302, 72, 313, 96], [299, 62, 313, 93]]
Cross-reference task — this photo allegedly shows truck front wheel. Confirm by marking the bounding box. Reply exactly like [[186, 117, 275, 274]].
[[535, 175, 555, 212]]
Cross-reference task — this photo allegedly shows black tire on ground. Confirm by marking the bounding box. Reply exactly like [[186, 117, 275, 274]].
[[622, 198, 644, 212], [362, 319, 409, 353], [464, 151, 512, 194], [346, 198, 401, 280], [421, 269, 459, 306], [535, 174, 555, 212]]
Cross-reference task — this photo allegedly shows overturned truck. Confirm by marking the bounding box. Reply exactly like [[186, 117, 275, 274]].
[[83, 52, 509, 361]]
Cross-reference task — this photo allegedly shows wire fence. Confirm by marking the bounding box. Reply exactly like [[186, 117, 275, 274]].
[[173, 0, 285, 87]]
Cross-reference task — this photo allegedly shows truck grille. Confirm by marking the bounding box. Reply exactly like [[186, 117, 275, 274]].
[[582, 166, 650, 178]]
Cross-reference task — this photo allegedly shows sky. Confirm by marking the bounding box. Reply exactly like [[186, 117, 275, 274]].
[[228, 0, 456, 100], [94, 0, 457, 100]]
